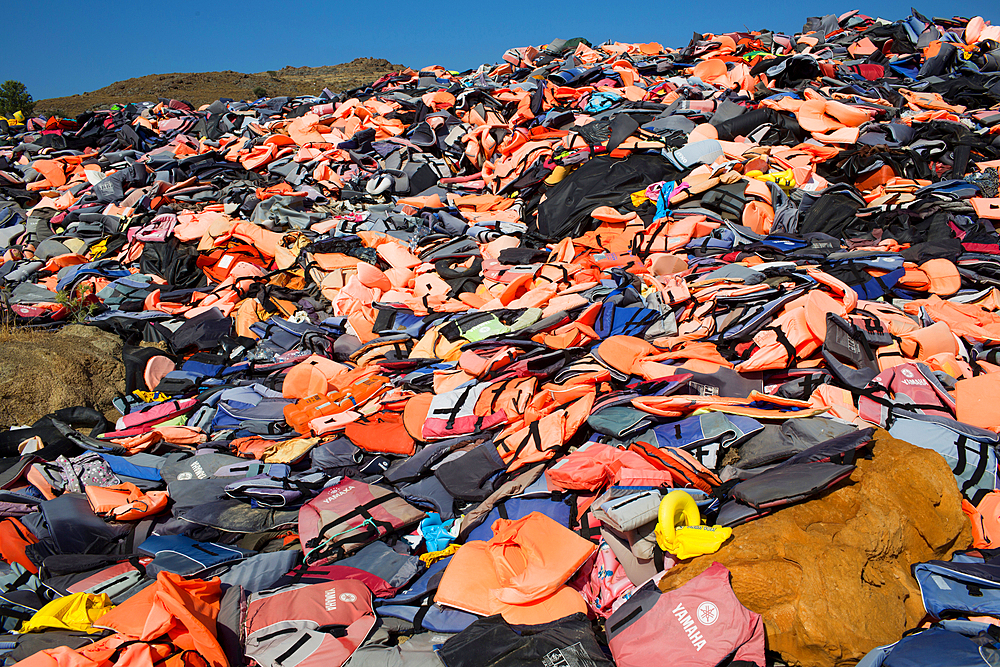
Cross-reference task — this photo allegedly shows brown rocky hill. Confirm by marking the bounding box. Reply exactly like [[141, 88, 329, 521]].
[[34, 57, 407, 117]]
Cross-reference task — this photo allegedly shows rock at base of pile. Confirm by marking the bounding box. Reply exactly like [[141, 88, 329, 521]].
[[0, 324, 126, 428], [658, 429, 971, 667]]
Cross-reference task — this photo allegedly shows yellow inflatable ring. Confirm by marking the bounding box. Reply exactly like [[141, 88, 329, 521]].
[[655, 489, 701, 550]]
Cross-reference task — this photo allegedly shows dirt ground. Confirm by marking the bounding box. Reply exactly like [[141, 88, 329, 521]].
[[0, 325, 126, 429], [34, 58, 406, 117]]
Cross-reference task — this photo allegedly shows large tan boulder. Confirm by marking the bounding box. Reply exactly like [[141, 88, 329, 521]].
[[658, 429, 972, 667], [0, 325, 126, 428]]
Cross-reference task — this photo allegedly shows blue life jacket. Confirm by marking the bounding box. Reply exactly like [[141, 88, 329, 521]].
[[913, 553, 1000, 620], [856, 622, 1000, 667]]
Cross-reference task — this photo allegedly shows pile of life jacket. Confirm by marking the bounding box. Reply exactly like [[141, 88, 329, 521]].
[[4, 7, 1000, 667]]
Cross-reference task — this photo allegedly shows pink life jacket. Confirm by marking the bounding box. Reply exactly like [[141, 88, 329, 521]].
[[607, 562, 765, 667], [243, 579, 375, 667], [573, 538, 637, 619], [422, 382, 507, 440], [298, 478, 425, 563], [857, 361, 956, 427], [546, 441, 666, 492], [117, 397, 199, 430]]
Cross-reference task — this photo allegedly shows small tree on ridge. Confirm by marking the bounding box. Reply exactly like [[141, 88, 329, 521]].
[[0, 80, 35, 117]]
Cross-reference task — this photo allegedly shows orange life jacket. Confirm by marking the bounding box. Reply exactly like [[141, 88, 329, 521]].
[[0, 517, 39, 573], [435, 512, 596, 625], [85, 484, 169, 521], [284, 373, 390, 434]]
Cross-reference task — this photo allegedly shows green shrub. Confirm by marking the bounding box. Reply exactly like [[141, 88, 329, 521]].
[[0, 80, 34, 117], [55, 286, 101, 323]]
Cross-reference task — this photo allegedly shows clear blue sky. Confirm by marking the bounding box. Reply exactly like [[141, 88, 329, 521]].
[[8, 0, 999, 101]]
